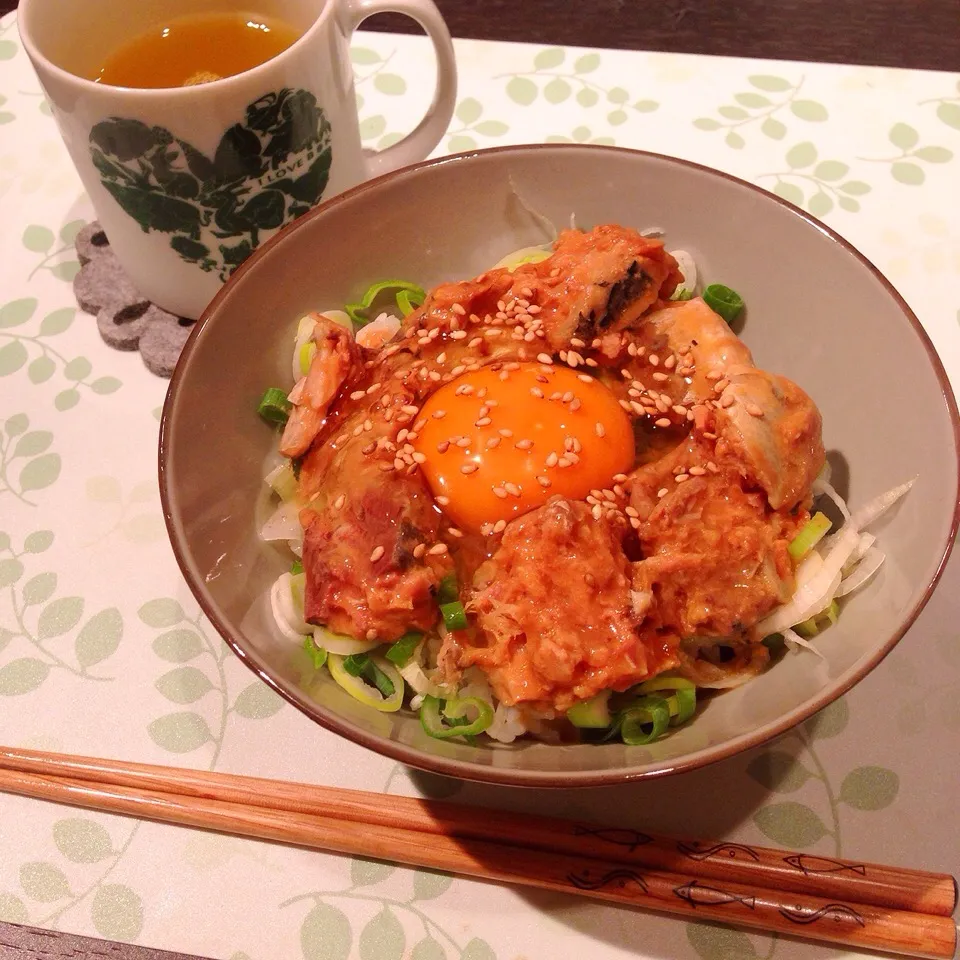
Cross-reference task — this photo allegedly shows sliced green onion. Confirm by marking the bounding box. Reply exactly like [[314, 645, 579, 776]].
[[702, 284, 744, 323], [788, 511, 833, 561], [437, 572, 459, 605], [567, 691, 612, 729], [290, 559, 303, 576], [257, 387, 291, 426], [637, 676, 696, 726], [328, 653, 403, 712], [265, 461, 298, 501], [620, 696, 671, 745], [299, 341, 317, 376], [345, 280, 426, 326], [672, 288, 694, 302], [386, 631, 422, 667], [302, 636, 327, 669], [794, 599, 840, 639], [420, 695, 494, 739], [440, 600, 468, 632], [342, 653, 370, 677], [339, 652, 396, 697], [396, 289, 424, 316]]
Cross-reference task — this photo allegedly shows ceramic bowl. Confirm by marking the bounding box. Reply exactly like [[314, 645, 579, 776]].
[[159, 145, 959, 787]]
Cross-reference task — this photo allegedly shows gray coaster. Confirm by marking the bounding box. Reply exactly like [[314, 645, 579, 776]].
[[73, 222, 196, 378]]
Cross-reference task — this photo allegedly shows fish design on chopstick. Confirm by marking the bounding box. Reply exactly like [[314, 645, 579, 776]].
[[567, 868, 650, 893], [677, 841, 761, 862], [783, 854, 867, 876], [571, 825, 653, 852], [673, 881, 756, 910], [779, 903, 866, 927]]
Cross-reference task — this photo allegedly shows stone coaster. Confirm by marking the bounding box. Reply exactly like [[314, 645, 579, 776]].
[[73, 222, 197, 378]]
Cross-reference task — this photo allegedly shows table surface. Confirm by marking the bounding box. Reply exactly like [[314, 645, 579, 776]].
[[2, 4, 960, 960]]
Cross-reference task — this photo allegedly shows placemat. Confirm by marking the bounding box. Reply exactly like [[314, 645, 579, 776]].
[[1, 12, 958, 959]]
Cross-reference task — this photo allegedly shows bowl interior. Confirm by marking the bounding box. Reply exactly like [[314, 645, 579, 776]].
[[161, 146, 959, 786]]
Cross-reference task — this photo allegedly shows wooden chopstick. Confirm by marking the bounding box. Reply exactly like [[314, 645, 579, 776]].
[[0, 750, 955, 960], [0, 746, 954, 917]]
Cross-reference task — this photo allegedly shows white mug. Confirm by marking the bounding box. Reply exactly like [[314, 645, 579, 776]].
[[18, 0, 457, 319]]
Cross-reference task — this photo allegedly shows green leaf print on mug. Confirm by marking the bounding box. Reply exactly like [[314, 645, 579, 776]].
[[89, 89, 333, 281]]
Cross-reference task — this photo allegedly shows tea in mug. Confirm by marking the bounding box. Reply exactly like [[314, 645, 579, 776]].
[[92, 11, 301, 88]]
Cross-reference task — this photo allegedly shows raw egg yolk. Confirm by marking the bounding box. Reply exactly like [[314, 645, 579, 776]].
[[413, 363, 634, 533]]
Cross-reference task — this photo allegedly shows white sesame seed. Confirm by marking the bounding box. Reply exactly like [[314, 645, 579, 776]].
[[630, 401, 646, 416], [432, 410, 447, 420], [652, 372, 669, 382], [746, 403, 764, 418], [350, 390, 365, 400], [655, 417, 672, 428], [401, 404, 419, 415], [379, 462, 395, 472], [630, 517, 641, 529], [720, 394, 735, 408], [334, 494, 346, 510], [492, 486, 508, 499], [675, 473, 690, 483], [429, 543, 449, 556], [619, 399, 633, 413], [493, 519, 507, 534], [689, 466, 706, 476], [648, 354, 660, 366], [570, 399, 581, 412], [370, 546, 385, 562], [557, 457, 571, 468], [412, 451, 427, 464], [461, 463, 478, 474], [537, 353, 553, 365], [413, 418, 426, 432], [545, 452, 559, 467], [456, 437, 471, 448], [499, 428, 513, 438], [578, 374, 593, 383], [504, 482, 521, 497], [515, 439, 533, 450], [475, 417, 492, 427], [451, 303, 466, 316], [591, 504, 602, 520], [537, 475, 551, 488], [706, 369, 723, 381], [468, 337, 483, 348], [715, 378, 729, 393], [530, 387, 544, 399]]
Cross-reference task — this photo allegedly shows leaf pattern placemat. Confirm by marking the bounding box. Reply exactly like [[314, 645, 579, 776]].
[[1, 13, 959, 960]]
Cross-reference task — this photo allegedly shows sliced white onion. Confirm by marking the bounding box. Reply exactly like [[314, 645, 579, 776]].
[[291, 315, 318, 381], [836, 547, 886, 598], [486, 703, 527, 743], [757, 525, 860, 635], [813, 475, 851, 520], [668, 249, 698, 299], [260, 500, 301, 542], [288, 377, 306, 405], [844, 532, 876, 573], [639, 226, 665, 238], [782, 626, 826, 660], [848, 478, 915, 532], [270, 573, 311, 638], [492, 245, 552, 271], [264, 461, 297, 502], [356, 312, 401, 350], [313, 625, 381, 656]]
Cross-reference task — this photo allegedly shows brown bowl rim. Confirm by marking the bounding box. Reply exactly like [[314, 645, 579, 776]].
[[159, 143, 960, 788]]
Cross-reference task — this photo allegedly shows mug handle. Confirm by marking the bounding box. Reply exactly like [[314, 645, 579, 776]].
[[342, 0, 457, 178]]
